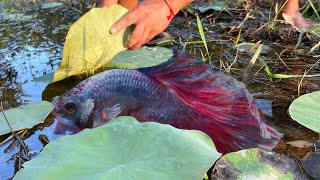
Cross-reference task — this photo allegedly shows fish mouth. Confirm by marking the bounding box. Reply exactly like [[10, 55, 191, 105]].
[[52, 113, 82, 135]]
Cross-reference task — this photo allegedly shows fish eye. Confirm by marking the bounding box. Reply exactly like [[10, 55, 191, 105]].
[[63, 102, 77, 113]]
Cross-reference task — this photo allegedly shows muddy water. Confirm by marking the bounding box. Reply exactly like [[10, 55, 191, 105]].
[[0, 3, 319, 179]]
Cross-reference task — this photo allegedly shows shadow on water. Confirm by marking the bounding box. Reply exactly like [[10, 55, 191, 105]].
[[0, 1, 320, 179]]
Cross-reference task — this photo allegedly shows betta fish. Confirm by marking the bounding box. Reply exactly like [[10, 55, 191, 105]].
[[52, 51, 282, 154]]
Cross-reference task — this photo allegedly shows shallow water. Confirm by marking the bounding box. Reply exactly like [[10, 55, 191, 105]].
[[0, 2, 319, 179]]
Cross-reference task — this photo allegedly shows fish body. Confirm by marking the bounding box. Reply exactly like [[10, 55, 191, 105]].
[[52, 52, 282, 154]]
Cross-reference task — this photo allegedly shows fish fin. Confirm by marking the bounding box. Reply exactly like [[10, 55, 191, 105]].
[[80, 99, 94, 125], [140, 51, 282, 154], [96, 104, 122, 127]]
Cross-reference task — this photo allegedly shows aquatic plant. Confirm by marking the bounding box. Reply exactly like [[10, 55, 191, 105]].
[[14, 116, 221, 180]]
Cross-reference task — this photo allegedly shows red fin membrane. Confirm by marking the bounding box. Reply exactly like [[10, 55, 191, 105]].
[[140, 51, 282, 154]]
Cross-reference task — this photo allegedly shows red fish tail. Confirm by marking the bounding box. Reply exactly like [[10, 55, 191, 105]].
[[140, 51, 282, 154]]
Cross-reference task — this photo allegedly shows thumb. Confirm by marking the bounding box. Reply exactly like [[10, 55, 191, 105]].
[[110, 11, 137, 34]]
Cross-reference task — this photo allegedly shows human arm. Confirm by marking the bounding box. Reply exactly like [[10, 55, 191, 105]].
[[108, 0, 194, 50], [97, 0, 138, 10]]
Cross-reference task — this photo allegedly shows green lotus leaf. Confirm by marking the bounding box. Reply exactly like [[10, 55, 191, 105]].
[[0, 13, 33, 21], [106, 46, 173, 69], [52, 5, 133, 83], [0, 101, 54, 136], [199, 1, 226, 13], [212, 148, 298, 179], [235, 43, 271, 55], [41, 2, 63, 9], [34, 46, 172, 83], [14, 116, 220, 180], [288, 91, 320, 133]]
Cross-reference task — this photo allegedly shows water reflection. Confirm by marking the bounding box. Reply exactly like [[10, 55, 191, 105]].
[[0, 5, 81, 108], [0, 119, 63, 179], [0, 5, 83, 179]]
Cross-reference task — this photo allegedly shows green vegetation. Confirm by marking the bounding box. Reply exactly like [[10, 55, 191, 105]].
[[0, 101, 53, 136], [289, 91, 320, 133], [14, 117, 220, 180], [106, 46, 173, 69], [51, 5, 133, 83]]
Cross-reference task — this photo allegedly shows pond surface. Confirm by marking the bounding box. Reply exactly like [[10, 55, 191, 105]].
[[0, 1, 319, 179]]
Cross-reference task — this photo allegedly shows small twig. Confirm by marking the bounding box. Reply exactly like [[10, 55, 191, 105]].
[[297, 59, 320, 96], [225, 49, 239, 73], [1, 101, 14, 134], [0, 102, 31, 161], [275, 52, 289, 70]]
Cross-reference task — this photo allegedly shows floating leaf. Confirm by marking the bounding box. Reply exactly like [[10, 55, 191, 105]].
[[0, 13, 33, 21], [199, 1, 226, 13], [105, 46, 173, 69], [235, 42, 271, 54], [52, 5, 133, 83], [33, 72, 55, 83], [34, 46, 172, 83], [289, 91, 320, 133], [212, 148, 307, 179], [41, 2, 63, 9], [14, 116, 220, 179], [0, 101, 54, 136]]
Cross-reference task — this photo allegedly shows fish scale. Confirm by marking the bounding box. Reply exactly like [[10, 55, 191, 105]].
[[74, 69, 189, 124]]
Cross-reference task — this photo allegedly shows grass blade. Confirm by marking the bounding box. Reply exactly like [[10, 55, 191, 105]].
[[259, 58, 320, 78], [196, 14, 211, 62], [307, 0, 320, 18], [244, 44, 262, 77]]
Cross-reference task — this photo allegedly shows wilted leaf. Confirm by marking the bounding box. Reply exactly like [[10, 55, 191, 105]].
[[286, 140, 312, 148], [52, 5, 133, 83], [0, 101, 54, 136], [106, 46, 173, 69], [14, 116, 220, 180], [282, 13, 295, 26], [34, 46, 172, 82], [289, 91, 320, 133]]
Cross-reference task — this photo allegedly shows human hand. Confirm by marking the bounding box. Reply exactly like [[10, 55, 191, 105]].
[[97, 0, 137, 10], [110, 0, 194, 50]]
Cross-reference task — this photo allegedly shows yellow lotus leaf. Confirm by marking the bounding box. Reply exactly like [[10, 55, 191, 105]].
[[52, 5, 132, 82]]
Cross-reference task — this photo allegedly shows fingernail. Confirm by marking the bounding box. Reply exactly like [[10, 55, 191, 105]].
[[110, 27, 117, 34]]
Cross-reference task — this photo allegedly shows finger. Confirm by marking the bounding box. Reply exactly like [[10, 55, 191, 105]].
[[144, 30, 158, 44], [130, 38, 147, 50], [125, 23, 145, 49], [110, 11, 138, 34], [130, 30, 154, 50]]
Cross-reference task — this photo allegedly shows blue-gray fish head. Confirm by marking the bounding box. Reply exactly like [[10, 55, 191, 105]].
[[52, 91, 95, 134]]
